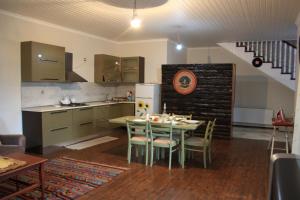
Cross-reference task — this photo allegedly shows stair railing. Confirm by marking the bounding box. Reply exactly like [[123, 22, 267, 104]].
[[236, 41, 297, 80]]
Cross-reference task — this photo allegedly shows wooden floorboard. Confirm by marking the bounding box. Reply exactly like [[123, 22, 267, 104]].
[[42, 128, 269, 200]]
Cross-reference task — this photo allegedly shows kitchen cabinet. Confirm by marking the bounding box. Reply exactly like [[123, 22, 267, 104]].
[[94, 103, 134, 133], [121, 57, 144, 83], [94, 104, 118, 131], [122, 103, 135, 116], [21, 41, 66, 82], [22, 102, 135, 154], [72, 107, 94, 137], [94, 54, 121, 83], [23, 110, 73, 154]]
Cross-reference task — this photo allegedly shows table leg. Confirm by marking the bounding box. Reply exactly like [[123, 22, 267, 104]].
[[39, 163, 45, 200], [270, 126, 276, 158], [16, 175, 19, 191], [181, 129, 185, 168]]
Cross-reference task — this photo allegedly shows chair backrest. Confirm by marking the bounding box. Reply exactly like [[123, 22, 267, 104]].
[[208, 118, 216, 143], [203, 120, 214, 141], [172, 114, 192, 120], [126, 120, 149, 140], [149, 122, 173, 141]]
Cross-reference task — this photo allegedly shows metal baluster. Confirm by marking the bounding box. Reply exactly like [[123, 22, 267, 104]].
[[247, 41, 250, 51], [283, 43, 287, 73], [289, 46, 292, 74], [279, 41, 282, 69], [270, 41, 273, 64], [294, 50, 297, 79], [274, 41, 278, 67], [264, 40, 268, 62], [254, 41, 258, 56]]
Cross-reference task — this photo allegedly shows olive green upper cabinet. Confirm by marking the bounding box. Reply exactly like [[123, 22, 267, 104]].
[[121, 57, 145, 83], [21, 41, 66, 82], [94, 54, 121, 83]]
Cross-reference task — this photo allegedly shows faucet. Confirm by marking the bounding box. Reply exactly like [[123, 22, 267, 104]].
[[105, 93, 110, 101]]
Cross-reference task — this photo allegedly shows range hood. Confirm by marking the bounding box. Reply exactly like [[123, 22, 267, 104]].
[[65, 52, 87, 82]]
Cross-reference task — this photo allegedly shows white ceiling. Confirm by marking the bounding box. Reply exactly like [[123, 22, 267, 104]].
[[0, 0, 299, 47]]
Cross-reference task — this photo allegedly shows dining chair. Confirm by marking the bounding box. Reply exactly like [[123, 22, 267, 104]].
[[126, 120, 150, 165], [184, 119, 216, 168], [149, 122, 178, 170]]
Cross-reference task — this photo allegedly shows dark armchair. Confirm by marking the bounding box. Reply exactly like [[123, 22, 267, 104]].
[[0, 135, 26, 155]]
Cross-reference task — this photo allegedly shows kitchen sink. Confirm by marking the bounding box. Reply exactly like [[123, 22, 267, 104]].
[[59, 102, 88, 107]]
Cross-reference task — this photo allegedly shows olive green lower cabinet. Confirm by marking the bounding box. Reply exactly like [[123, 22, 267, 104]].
[[72, 107, 94, 138], [22, 103, 135, 154], [23, 110, 73, 154], [94, 103, 135, 133], [122, 103, 135, 116]]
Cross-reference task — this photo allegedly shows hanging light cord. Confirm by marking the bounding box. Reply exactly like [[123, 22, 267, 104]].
[[133, 0, 137, 18]]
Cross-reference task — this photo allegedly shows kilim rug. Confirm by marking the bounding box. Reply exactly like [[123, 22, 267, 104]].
[[0, 157, 128, 199]]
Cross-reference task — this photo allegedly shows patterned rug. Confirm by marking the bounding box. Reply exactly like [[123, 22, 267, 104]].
[[0, 157, 128, 199]]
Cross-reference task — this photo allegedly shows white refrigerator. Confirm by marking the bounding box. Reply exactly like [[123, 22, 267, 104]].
[[135, 84, 161, 117]]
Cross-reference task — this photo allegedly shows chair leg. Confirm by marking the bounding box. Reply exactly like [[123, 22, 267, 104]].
[[270, 127, 276, 158], [156, 148, 160, 160], [208, 146, 212, 164], [268, 126, 276, 150], [145, 144, 148, 166], [150, 145, 154, 167], [169, 148, 172, 170], [135, 146, 139, 158], [285, 127, 289, 153], [128, 144, 131, 164], [161, 148, 165, 159], [203, 148, 207, 168]]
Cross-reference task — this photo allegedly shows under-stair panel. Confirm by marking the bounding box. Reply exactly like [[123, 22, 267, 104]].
[[218, 42, 296, 91]]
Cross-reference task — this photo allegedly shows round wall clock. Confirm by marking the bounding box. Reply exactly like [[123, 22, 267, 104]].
[[173, 69, 197, 95], [252, 57, 263, 68]]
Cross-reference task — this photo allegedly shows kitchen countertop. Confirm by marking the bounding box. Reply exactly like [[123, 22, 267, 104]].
[[22, 101, 135, 112]]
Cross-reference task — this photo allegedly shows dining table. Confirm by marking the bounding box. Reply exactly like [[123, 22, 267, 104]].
[[109, 115, 205, 168]]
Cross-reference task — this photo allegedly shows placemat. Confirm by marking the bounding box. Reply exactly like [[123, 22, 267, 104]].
[[0, 156, 26, 173]]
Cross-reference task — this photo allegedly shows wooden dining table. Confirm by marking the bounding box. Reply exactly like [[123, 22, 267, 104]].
[[109, 115, 205, 168]]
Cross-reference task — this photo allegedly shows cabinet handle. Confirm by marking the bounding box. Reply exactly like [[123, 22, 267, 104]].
[[79, 108, 92, 111], [50, 127, 68, 132], [39, 58, 58, 63], [50, 110, 67, 115], [41, 78, 59, 81], [80, 122, 93, 126]]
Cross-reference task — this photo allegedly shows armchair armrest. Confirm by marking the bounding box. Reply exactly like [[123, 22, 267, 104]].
[[0, 135, 26, 147]]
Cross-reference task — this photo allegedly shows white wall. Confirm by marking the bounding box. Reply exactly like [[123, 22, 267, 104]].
[[167, 40, 187, 64], [0, 38, 22, 134], [0, 11, 118, 134], [117, 39, 168, 84], [187, 47, 295, 117], [292, 13, 300, 154]]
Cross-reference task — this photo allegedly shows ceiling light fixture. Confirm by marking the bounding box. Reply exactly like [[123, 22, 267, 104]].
[[176, 44, 183, 51], [176, 30, 183, 51], [130, 0, 141, 29]]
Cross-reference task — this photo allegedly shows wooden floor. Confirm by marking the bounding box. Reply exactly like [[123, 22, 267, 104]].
[[44, 128, 270, 200]]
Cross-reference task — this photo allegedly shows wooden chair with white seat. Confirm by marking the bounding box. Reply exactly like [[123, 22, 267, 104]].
[[126, 120, 150, 165], [149, 122, 179, 170], [184, 119, 216, 168]]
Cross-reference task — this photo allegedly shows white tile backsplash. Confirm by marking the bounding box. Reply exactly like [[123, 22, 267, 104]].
[[21, 82, 135, 108]]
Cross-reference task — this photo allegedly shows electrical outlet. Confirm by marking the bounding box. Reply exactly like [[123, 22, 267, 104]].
[[83, 58, 87, 62]]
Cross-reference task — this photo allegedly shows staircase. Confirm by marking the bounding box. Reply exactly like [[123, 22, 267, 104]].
[[218, 41, 297, 90]]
